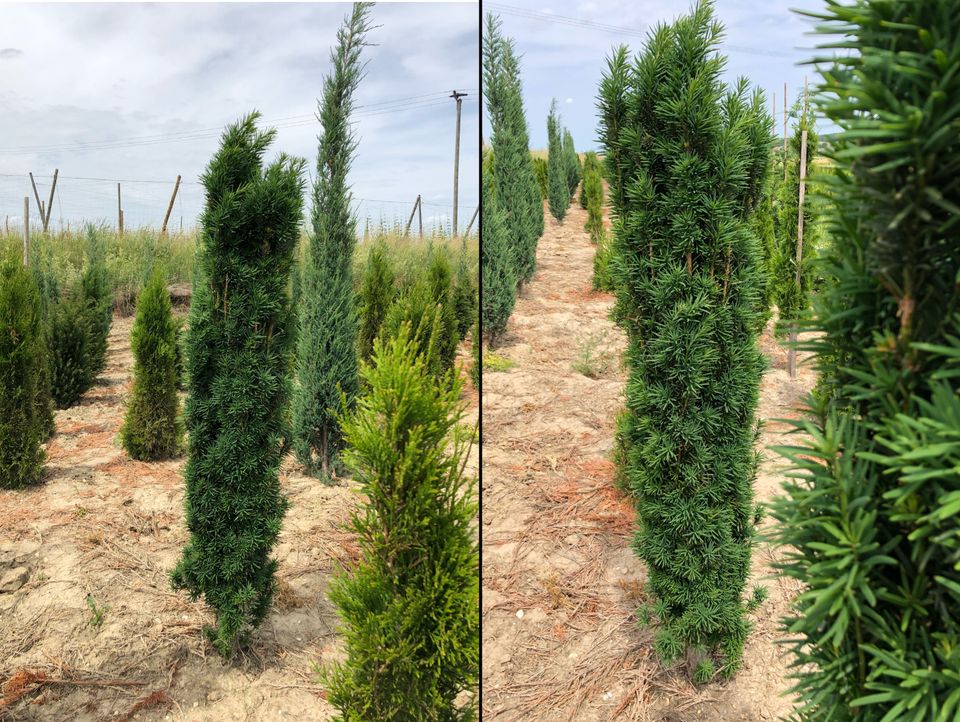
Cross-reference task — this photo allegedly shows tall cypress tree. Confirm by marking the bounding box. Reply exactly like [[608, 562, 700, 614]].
[[547, 100, 567, 223], [562, 128, 580, 200], [481, 155, 516, 346], [293, 2, 374, 479], [170, 113, 306, 657], [120, 272, 183, 461], [0, 261, 47, 490], [325, 327, 479, 719], [483, 14, 543, 284], [771, 1, 960, 718], [599, 0, 771, 678]]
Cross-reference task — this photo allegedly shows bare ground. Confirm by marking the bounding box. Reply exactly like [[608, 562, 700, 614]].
[[1, 313, 479, 722], [481, 202, 816, 721]]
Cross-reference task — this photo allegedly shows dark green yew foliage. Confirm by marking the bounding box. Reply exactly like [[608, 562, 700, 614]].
[[772, 97, 818, 333], [532, 155, 548, 200], [170, 113, 306, 657], [120, 272, 183, 461], [0, 262, 47, 489], [546, 100, 568, 223], [293, 3, 374, 479], [483, 14, 544, 284], [451, 244, 477, 339], [325, 327, 479, 721], [357, 239, 396, 364], [481, 159, 516, 346], [770, 2, 960, 718], [598, 0, 771, 677], [562, 128, 580, 199]]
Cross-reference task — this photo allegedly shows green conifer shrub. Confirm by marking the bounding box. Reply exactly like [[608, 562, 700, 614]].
[[120, 272, 183, 461], [426, 247, 461, 371], [470, 316, 481, 388], [532, 155, 548, 200], [381, 279, 444, 381], [591, 231, 615, 293], [547, 100, 568, 223], [772, 97, 818, 332], [483, 14, 544, 284], [170, 113, 306, 657], [79, 228, 113, 385], [562, 128, 580, 199], [579, 151, 599, 208], [324, 327, 479, 720], [598, 1, 771, 677], [29, 264, 57, 438], [293, 3, 374, 479], [0, 261, 47, 489], [481, 160, 516, 346], [583, 163, 604, 242], [770, 1, 960, 718], [357, 239, 396, 364], [48, 295, 93, 409], [451, 244, 477, 339]]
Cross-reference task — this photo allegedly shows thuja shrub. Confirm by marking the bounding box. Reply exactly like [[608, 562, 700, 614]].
[[481, 157, 516, 345], [170, 113, 306, 657], [381, 279, 444, 380], [324, 326, 479, 720], [770, 1, 960, 718], [0, 261, 47, 489], [562, 128, 580, 199], [451, 245, 477, 339], [357, 239, 396, 364], [120, 272, 183, 461], [547, 101, 568, 223], [48, 294, 92, 409], [483, 14, 544, 284], [583, 163, 604, 242], [772, 97, 818, 333], [293, 3, 374, 479], [80, 227, 114, 383], [598, 0, 771, 677], [532, 155, 548, 200], [426, 247, 461, 371], [579, 151, 599, 209]]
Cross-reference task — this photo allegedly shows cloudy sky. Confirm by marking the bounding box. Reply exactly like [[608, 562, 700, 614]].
[[483, 0, 828, 152], [0, 2, 479, 233]]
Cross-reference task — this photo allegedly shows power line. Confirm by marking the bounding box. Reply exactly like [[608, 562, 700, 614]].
[[486, 2, 796, 58]]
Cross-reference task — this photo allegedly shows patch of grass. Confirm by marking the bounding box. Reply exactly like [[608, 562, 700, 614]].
[[482, 353, 515, 372], [571, 331, 618, 379], [85, 594, 109, 629]]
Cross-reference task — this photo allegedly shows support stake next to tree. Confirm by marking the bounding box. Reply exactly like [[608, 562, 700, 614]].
[[788, 129, 808, 379]]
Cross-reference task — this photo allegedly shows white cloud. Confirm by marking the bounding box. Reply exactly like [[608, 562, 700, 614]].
[[565, 97, 573, 104]]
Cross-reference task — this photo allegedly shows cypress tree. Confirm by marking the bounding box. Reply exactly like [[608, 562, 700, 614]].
[[547, 100, 567, 223], [293, 2, 374, 479], [562, 128, 580, 200], [579, 151, 599, 208], [451, 243, 477, 339], [772, 96, 818, 332], [483, 13, 543, 284], [357, 239, 396, 364], [598, 0, 771, 678], [481, 158, 516, 346], [120, 272, 183, 461], [532, 155, 548, 200], [0, 261, 47, 490], [771, 1, 960, 718], [170, 113, 306, 657], [48, 295, 92, 409], [425, 247, 460, 372], [583, 160, 604, 242], [325, 327, 479, 719], [79, 227, 113, 386]]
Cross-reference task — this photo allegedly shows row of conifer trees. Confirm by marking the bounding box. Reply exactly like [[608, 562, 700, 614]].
[[599, 2, 959, 718]]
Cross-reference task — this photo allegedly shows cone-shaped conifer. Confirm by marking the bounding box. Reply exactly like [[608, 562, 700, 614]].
[[120, 272, 183, 461], [451, 243, 476, 339], [357, 239, 396, 364], [170, 112, 306, 657], [547, 101, 568, 223], [481, 158, 516, 345], [324, 326, 479, 720], [293, 2, 374, 479], [598, 0, 771, 677], [562, 128, 580, 199]]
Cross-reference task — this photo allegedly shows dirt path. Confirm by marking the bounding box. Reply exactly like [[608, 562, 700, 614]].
[[481, 201, 815, 721], [1, 312, 479, 722]]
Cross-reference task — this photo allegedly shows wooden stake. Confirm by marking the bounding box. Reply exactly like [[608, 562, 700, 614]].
[[161, 174, 181, 234], [464, 205, 479, 236], [44, 169, 58, 231], [788, 129, 808, 379], [29, 173, 44, 229], [404, 195, 420, 237], [22, 197, 29, 267], [418, 195, 423, 238], [117, 183, 123, 235]]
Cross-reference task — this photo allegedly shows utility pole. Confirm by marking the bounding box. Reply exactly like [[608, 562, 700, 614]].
[[450, 90, 467, 237]]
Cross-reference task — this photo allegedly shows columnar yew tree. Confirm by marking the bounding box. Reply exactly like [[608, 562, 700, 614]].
[[483, 13, 543, 284], [772, 96, 818, 331], [547, 100, 567, 223], [0, 261, 47, 490], [599, 1, 771, 678], [325, 327, 479, 719], [120, 272, 182, 461], [481, 157, 516, 345], [171, 113, 305, 657], [771, 1, 960, 718], [293, 2, 373, 479]]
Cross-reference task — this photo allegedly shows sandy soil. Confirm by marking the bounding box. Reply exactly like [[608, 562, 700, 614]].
[[481, 201, 816, 721], [1, 310, 479, 722]]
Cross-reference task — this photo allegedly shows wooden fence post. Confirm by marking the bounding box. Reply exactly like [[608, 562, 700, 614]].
[[404, 195, 421, 237], [464, 205, 479, 236], [44, 169, 58, 231], [787, 129, 808, 379], [161, 175, 181, 235]]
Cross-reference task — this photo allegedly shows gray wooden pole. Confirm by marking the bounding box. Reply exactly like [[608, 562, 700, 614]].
[[787, 129, 809, 379], [451, 90, 467, 237], [404, 195, 420, 236], [161, 175, 181, 234], [22, 197, 29, 267], [44, 169, 58, 231], [418, 195, 423, 238], [464, 205, 479, 236]]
